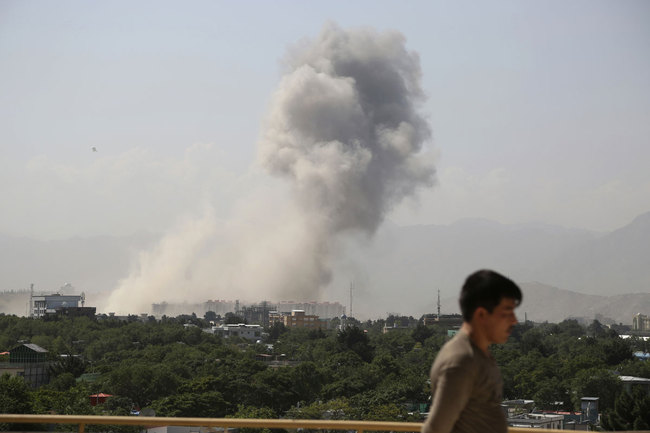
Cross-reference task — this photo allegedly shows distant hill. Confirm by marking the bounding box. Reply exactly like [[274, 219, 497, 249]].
[[330, 211, 650, 320], [532, 212, 650, 295], [518, 282, 650, 324], [1, 211, 649, 321]]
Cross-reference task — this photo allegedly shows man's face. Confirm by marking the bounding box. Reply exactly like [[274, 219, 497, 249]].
[[483, 297, 518, 344]]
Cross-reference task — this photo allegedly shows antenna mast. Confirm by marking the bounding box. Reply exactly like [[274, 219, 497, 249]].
[[349, 281, 354, 318]]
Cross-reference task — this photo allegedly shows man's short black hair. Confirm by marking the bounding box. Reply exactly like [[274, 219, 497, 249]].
[[459, 269, 522, 322]]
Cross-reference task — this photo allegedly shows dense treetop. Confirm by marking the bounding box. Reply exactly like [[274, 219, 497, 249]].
[[1, 313, 649, 431]]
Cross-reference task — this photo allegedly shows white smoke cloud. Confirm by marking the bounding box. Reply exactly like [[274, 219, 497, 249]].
[[103, 24, 435, 314]]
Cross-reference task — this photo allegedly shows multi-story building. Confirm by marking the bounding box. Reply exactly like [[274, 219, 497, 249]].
[[31, 293, 84, 318], [275, 301, 345, 319], [204, 299, 237, 316], [633, 313, 650, 331], [238, 301, 275, 325], [269, 310, 325, 329]]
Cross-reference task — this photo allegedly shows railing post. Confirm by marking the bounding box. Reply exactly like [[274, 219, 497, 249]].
[[78, 422, 85, 433]]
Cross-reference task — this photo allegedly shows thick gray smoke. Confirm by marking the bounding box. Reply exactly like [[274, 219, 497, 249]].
[[103, 24, 434, 313], [258, 24, 435, 290], [260, 23, 435, 235]]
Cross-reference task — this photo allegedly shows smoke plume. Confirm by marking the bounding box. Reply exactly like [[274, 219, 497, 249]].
[[103, 24, 434, 314], [260, 23, 434, 234]]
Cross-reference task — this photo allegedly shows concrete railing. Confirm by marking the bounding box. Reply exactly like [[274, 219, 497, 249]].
[[3, 414, 645, 433]]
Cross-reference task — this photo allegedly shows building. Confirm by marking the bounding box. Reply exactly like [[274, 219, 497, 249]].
[[507, 413, 564, 430], [148, 299, 344, 321], [268, 310, 325, 329], [204, 299, 237, 315], [382, 324, 412, 334], [608, 323, 632, 334], [619, 375, 650, 396], [633, 313, 650, 331], [2, 343, 50, 388], [502, 399, 601, 430], [238, 301, 275, 325], [275, 301, 345, 319], [209, 323, 264, 341], [423, 314, 464, 331], [54, 306, 97, 319], [580, 397, 599, 425], [31, 293, 84, 318]]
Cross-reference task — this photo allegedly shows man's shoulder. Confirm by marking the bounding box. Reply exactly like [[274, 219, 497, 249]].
[[435, 332, 477, 368]]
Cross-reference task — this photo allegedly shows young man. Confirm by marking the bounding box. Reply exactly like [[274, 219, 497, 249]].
[[421, 270, 522, 433]]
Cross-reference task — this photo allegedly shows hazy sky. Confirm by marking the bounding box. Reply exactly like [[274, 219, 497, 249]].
[[2, 0, 649, 241]]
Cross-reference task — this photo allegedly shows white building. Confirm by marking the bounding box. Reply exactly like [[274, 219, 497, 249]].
[[208, 324, 263, 341], [633, 313, 650, 331], [31, 293, 83, 318]]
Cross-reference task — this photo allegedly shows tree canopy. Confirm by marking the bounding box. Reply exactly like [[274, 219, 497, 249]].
[[0, 313, 647, 429]]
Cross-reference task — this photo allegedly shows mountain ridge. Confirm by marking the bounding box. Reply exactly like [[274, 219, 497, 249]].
[[1, 211, 649, 321]]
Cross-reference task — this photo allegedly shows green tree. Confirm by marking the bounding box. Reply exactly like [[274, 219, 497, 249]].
[[152, 391, 228, 417], [229, 405, 278, 433], [102, 362, 180, 407], [0, 373, 33, 413], [337, 326, 373, 362], [204, 311, 218, 322], [48, 372, 77, 391], [32, 381, 95, 415], [0, 374, 35, 431], [225, 313, 246, 324], [285, 398, 353, 420], [599, 338, 633, 366], [601, 387, 650, 431], [411, 323, 434, 344], [570, 368, 622, 412], [50, 353, 86, 378], [265, 322, 287, 343]]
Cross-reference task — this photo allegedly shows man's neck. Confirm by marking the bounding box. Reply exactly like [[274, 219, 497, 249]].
[[461, 322, 490, 355]]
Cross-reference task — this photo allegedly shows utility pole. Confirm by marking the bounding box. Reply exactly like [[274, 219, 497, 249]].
[[437, 289, 441, 319]]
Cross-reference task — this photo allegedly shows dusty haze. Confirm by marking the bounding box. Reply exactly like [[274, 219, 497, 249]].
[[103, 24, 435, 314]]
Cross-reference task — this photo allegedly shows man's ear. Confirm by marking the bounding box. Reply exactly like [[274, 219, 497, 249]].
[[474, 307, 488, 321]]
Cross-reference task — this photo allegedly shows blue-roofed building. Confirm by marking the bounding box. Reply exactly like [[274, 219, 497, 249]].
[[633, 351, 650, 361]]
